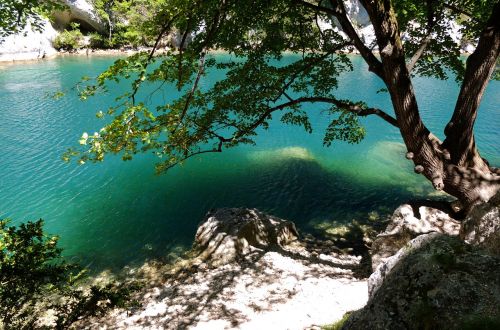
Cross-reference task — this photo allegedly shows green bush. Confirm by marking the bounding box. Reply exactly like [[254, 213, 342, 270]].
[[53, 24, 84, 51], [88, 32, 111, 49], [0, 219, 77, 328], [0, 219, 138, 329], [121, 29, 143, 49]]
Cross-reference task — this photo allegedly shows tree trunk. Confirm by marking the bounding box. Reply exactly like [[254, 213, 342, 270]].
[[440, 2, 500, 207], [360, 0, 500, 209]]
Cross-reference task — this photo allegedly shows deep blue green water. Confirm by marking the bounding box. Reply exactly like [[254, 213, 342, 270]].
[[0, 55, 498, 270]]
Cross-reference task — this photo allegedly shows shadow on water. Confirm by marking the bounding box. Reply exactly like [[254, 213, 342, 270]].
[[64, 152, 442, 273]]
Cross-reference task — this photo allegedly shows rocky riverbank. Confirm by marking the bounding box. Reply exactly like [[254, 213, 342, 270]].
[[70, 192, 499, 330], [75, 208, 370, 329]]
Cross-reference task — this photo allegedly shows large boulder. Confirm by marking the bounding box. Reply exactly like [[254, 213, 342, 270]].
[[460, 191, 500, 255], [0, 19, 58, 62], [370, 201, 460, 271], [343, 233, 500, 330], [194, 208, 299, 266]]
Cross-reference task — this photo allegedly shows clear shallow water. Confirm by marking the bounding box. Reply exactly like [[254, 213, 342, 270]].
[[0, 55, 498, 270]]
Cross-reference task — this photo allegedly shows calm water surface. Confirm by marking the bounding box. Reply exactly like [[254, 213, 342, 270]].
[[0, 55, 498, 270]]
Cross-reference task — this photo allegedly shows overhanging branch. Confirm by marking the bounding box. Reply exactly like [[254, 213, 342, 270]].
[[292, 0, 384, 79], [443, 3, 481, 24], [236, 96, 398, 140], [406, 35, 431, 72]]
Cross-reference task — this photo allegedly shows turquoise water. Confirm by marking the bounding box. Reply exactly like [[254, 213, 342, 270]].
[[0, 55, 498, 270]]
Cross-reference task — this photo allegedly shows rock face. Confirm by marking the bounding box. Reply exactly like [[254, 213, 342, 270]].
[[0, 0, 104, 62], [461, 191, 500, 255], [194, 208, 299, 266], [370, 201, 460, 271], [52, 0, 106, 33], [0, 19, 58, 62], [343, 233, 500, 330]]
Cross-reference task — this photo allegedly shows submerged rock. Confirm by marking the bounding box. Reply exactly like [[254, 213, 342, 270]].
[[370, 201, 460, 272], [194, 208, 299, 266], [343, 233, 500, 330], [461, 191, 500, 255]]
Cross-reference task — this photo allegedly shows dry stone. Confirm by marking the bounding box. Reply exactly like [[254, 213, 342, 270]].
[[194, 208, 299, 266], [52, 0, 106, 33], [461, 191, 500, 255], [344, 233, 500, 330], [370, 201, 460, 271]]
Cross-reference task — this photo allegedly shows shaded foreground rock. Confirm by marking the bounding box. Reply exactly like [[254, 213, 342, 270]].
[[461, 191, 500, 255], [194, 208, 299, 266], [343, 233, 500, 330], [370, 201, 460, 271]]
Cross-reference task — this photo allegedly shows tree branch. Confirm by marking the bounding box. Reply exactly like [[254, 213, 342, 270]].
[[442, 1, 500, 166], [292, 0, 384, 79], [443, 3, 481, 24], [328, 0, 384, 79], [130, 13, 180, 105], [173, 52, 206, 133], [235, 96, 398, 139], [271, 44, 348, 103], [406, 35, 431, 72], [163, 142, 223, 172], [406, 0, 441, 72]]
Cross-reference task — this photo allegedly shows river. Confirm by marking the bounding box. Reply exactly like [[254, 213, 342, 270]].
[[0, 54, 498, 270]]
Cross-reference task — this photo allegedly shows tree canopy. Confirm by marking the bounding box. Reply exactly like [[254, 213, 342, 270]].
[[67, 0, 500, 208], [0, 0, 64, 39]]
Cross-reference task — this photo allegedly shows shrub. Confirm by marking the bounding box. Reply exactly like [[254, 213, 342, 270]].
[[0, 219, 138, 329], [88, 32, 110, 49], [53, 24, 84, 51]]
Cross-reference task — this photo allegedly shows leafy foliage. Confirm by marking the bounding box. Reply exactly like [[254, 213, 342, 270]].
[[91, 0, 168, 48], [0, 219, 138, 329], [59, 0, 498, 175], [393, 0, 497, 81], [53, 23, 85, 51], [0, 0, 65, 40]]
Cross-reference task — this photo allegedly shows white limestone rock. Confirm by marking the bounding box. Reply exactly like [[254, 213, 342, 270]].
[[0, 19, 58, 62], [194, 208, 299, 266], [52, 0, 106, 33], [461, 191, 500, 255], [344, 233, 500, 330], [370, 202, 460, 271]]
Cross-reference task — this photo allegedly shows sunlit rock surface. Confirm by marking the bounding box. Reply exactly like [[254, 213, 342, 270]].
[[461, 191, 500, 255], [370, 201, 460, 272], [0, 0, 104, 62], [0, 19, 58, 62], [344, 233, 500, 330], [52, 0, 105, 33], [195, 208, 299, 266]]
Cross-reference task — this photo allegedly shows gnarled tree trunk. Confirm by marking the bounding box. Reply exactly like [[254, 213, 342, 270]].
[[361, 0, 500, 210]]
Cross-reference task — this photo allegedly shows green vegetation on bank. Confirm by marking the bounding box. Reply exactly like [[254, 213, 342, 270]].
[[53, 0, 170, 50], [53, 23, 84, 51], [0, 219, 137, 329]]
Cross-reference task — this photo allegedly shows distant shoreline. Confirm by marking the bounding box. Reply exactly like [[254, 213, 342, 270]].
[[0, 47, 472, 65]]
